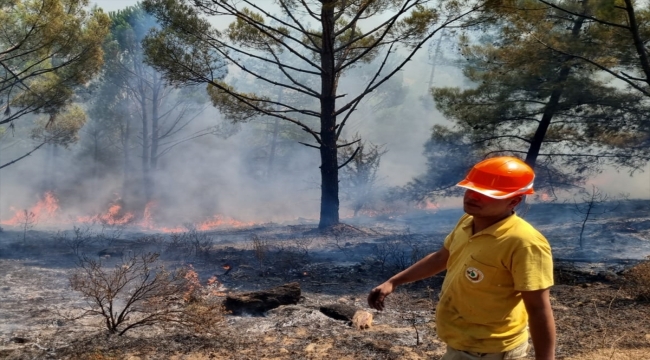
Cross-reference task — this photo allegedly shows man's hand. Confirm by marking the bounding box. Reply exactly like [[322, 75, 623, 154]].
[[367, 247, 449, 311], [367, 281, 395, 311]]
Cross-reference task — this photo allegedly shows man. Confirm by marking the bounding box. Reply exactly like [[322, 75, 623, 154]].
[[368, 156, 555, 360]]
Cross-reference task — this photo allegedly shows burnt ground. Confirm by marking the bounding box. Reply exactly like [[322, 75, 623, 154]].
[[1, 201, 650, 359]]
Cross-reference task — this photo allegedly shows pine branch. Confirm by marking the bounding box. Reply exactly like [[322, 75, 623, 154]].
[[337, 139, 361, 148], [531, 34, 650, 97], [535, 0, 630, 30], [207, 0, 323, 66], [299, 141, 320, 149], [0, 141, 46, 170], [338, 146, 361, 169], [336, 43, 395, 139], [335, 7, 481, 116]]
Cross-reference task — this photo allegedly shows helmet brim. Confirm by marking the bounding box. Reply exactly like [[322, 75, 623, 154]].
[[456, 180, 534, 199]]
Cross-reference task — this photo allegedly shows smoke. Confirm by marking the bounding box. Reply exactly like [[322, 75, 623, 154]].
[[0, 103, 324, 228], [2, 2, 649, 231], [148, 112, 322, 223]]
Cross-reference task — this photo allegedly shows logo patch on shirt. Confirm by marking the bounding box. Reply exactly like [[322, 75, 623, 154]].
[[465, 267, 484, 283]]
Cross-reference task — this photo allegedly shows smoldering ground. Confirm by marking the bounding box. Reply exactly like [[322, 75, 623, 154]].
[[2, 199, 650, 359]]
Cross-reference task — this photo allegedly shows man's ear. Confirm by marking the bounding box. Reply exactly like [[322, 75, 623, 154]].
[[509, 196, 524, 208]]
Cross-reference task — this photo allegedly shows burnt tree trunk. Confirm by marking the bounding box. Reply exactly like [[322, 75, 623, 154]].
[[525, 15, 585, 169], [624, 0, 650, 86], [578, 197, 593, 249], [318, 1, 339, 229]]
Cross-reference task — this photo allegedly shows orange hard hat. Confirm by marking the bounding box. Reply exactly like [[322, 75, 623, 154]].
[[456, 156, 535, 199]]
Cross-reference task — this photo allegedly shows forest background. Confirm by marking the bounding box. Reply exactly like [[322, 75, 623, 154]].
[[1, 0, 649, 230]]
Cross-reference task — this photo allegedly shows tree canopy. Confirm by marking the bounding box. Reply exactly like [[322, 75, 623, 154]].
[[0, 0, 110, 125], [410, 0, 650, 201], [84, 5, 217, 205], [142, 0, 485, 228], [0, 0, 110, 169]]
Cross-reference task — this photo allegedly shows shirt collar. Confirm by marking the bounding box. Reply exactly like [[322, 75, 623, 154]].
[[464, 212, 518, 239]]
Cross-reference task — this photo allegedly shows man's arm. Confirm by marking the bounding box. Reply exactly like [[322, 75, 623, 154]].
[[368, 247, 449, 311], [521, 288, 556, 360]]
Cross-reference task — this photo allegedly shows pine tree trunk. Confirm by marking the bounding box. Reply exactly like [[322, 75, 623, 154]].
[[624, 0, 650, 86], [525, 16, 586, 169], [318, 1, 339, 229]]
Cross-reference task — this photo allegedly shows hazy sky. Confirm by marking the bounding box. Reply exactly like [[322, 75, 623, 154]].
[[91, 0, 137, 12]]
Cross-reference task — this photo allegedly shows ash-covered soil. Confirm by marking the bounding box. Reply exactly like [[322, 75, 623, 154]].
[[1, 201, 650, 359]]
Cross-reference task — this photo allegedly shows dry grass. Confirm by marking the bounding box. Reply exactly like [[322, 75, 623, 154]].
[[622, 259, 650, 301], [566, 349, 650, 360]]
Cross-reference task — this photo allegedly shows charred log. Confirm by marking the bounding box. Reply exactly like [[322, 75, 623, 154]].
[[320, 303, 357, 321], [223, 282, 301, 316], [319, 303, 373, 329]]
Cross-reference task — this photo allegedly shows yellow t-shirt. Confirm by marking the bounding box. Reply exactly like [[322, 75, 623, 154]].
[[436, 213, 553, 353]]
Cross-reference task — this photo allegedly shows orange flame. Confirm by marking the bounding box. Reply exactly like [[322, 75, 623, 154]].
[[139, 201, 156, 229], [2, 192, 258, 232], [76, 201, 134, 226], [195, 215, 255, 231], [1, 192, 60, 226], [139, 202, 254, 232], [158, 226, 186, 233]]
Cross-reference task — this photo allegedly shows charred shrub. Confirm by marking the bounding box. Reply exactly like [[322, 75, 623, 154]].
[[371, 232, 434, 274], [69, 252, 224, 336], [164, 230, 214, 262], [622, 260, 650, 301], [250, 234, 269, 275], [272, 241, 310, 276], [56, 226, 100, 257], [133, 234, 165, 250], [53, 225, 127, 258]]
